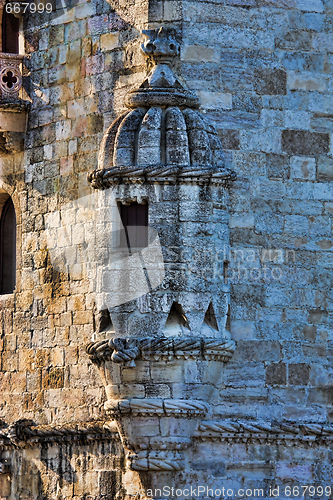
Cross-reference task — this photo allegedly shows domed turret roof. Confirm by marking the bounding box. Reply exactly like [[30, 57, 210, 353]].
[[88, 27, 235, 188], [98, 106, 225, 171]]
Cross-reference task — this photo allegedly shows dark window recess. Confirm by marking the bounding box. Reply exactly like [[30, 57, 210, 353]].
[[2, 7, 19, 54], [0, 198, 16, 294], [119, 202, 148, 250]]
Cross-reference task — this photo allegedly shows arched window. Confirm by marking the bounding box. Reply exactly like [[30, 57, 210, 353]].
[[1, 3, 19, 54], [0, 197, 16, 294]]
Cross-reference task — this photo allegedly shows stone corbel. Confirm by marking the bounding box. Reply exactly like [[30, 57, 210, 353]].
[[0, 53, 29, 153], [0, 93, 29, 154]]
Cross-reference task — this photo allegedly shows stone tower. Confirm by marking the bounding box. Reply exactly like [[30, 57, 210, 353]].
[[85, 26, 236, 495], [1, 0, 333, 498]]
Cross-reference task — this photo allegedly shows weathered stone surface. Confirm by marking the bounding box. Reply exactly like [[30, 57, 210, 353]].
[[282, 130, 329, 155], [265, 363, 287, 386], [253, 69, 287, 95], [317, 157, 333, 181], [1, 0, 333, 496]]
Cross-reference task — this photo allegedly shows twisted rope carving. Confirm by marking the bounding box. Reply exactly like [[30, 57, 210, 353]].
[[109, 338, 139, 364], [87, 165, 236, 189], [129, 450, 183, 471], [164, 399, 209, 415], [173, 338, 201, 359], [195, 421, 333, 445], [140, 337, 173, 360], [107, 398, 210, 417], [87, 337, 236, 364]]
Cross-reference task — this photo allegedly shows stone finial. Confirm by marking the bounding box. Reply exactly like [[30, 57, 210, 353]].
[[125, 27, 199, 109], [141, 27, 180, 64]]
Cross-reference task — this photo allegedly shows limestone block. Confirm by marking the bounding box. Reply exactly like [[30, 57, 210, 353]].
[[229, 215, 255, 229], [197, 91, 232, 110], [179, 202, 212, 222], [282, 130, 329, 155], [290, 156, 316, 180], [288, 71, 328, 92], [240, 129, 281, 153], [254, 69, 287, 95], [317, 157, 333, 181], [181, 45, 220, 63], [285, 110, 310, 130], [295, 0, 324, 11]]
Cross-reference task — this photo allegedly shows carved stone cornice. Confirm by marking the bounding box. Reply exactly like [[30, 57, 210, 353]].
[[0, 419, 120, 449], [3, 419, 333, 452]]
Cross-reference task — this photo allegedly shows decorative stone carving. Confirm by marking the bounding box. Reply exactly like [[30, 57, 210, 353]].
[[141, 27, 180, 61], [87, 336, 235, 366], [194, 420, 333, 446], [88, 27, 233, 188], [0, 419, 119, 449], [129, 449, 183, 472], [0, 54, 23, 100], [87, 164, 236, 188], [3, 418, 333, 450], [0, 55, 29, 152]]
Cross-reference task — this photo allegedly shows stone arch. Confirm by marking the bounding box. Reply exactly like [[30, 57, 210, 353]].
[[0, 180, 22, 294]]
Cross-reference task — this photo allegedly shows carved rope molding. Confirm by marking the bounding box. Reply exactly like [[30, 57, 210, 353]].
[[2, 419, 333, 450], [194, 421, 333, 446], [129, 450, 183, 472], [104, 398, 210, 417], [87, 165, 236, 189], [86, 337, 236, 366], [0, 420, 120, 449]]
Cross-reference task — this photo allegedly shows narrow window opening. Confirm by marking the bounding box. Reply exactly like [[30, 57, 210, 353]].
[[226, 304, 231, 333], [2, 4, 19, 54], [119, 202, 148, 251], [0, 197, 16, 294], [223, 260, 229, 284]]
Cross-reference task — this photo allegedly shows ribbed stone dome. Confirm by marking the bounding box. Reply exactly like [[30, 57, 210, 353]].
[[89, 28, 234, 188], [98, 106, 225, 170]]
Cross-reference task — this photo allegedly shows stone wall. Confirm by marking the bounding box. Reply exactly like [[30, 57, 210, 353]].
[[178, 0, 333, 423], [0, 0, 333, 498]]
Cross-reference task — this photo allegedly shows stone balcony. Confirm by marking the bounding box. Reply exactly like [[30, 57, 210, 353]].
[[0, 53, 29, 153]]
